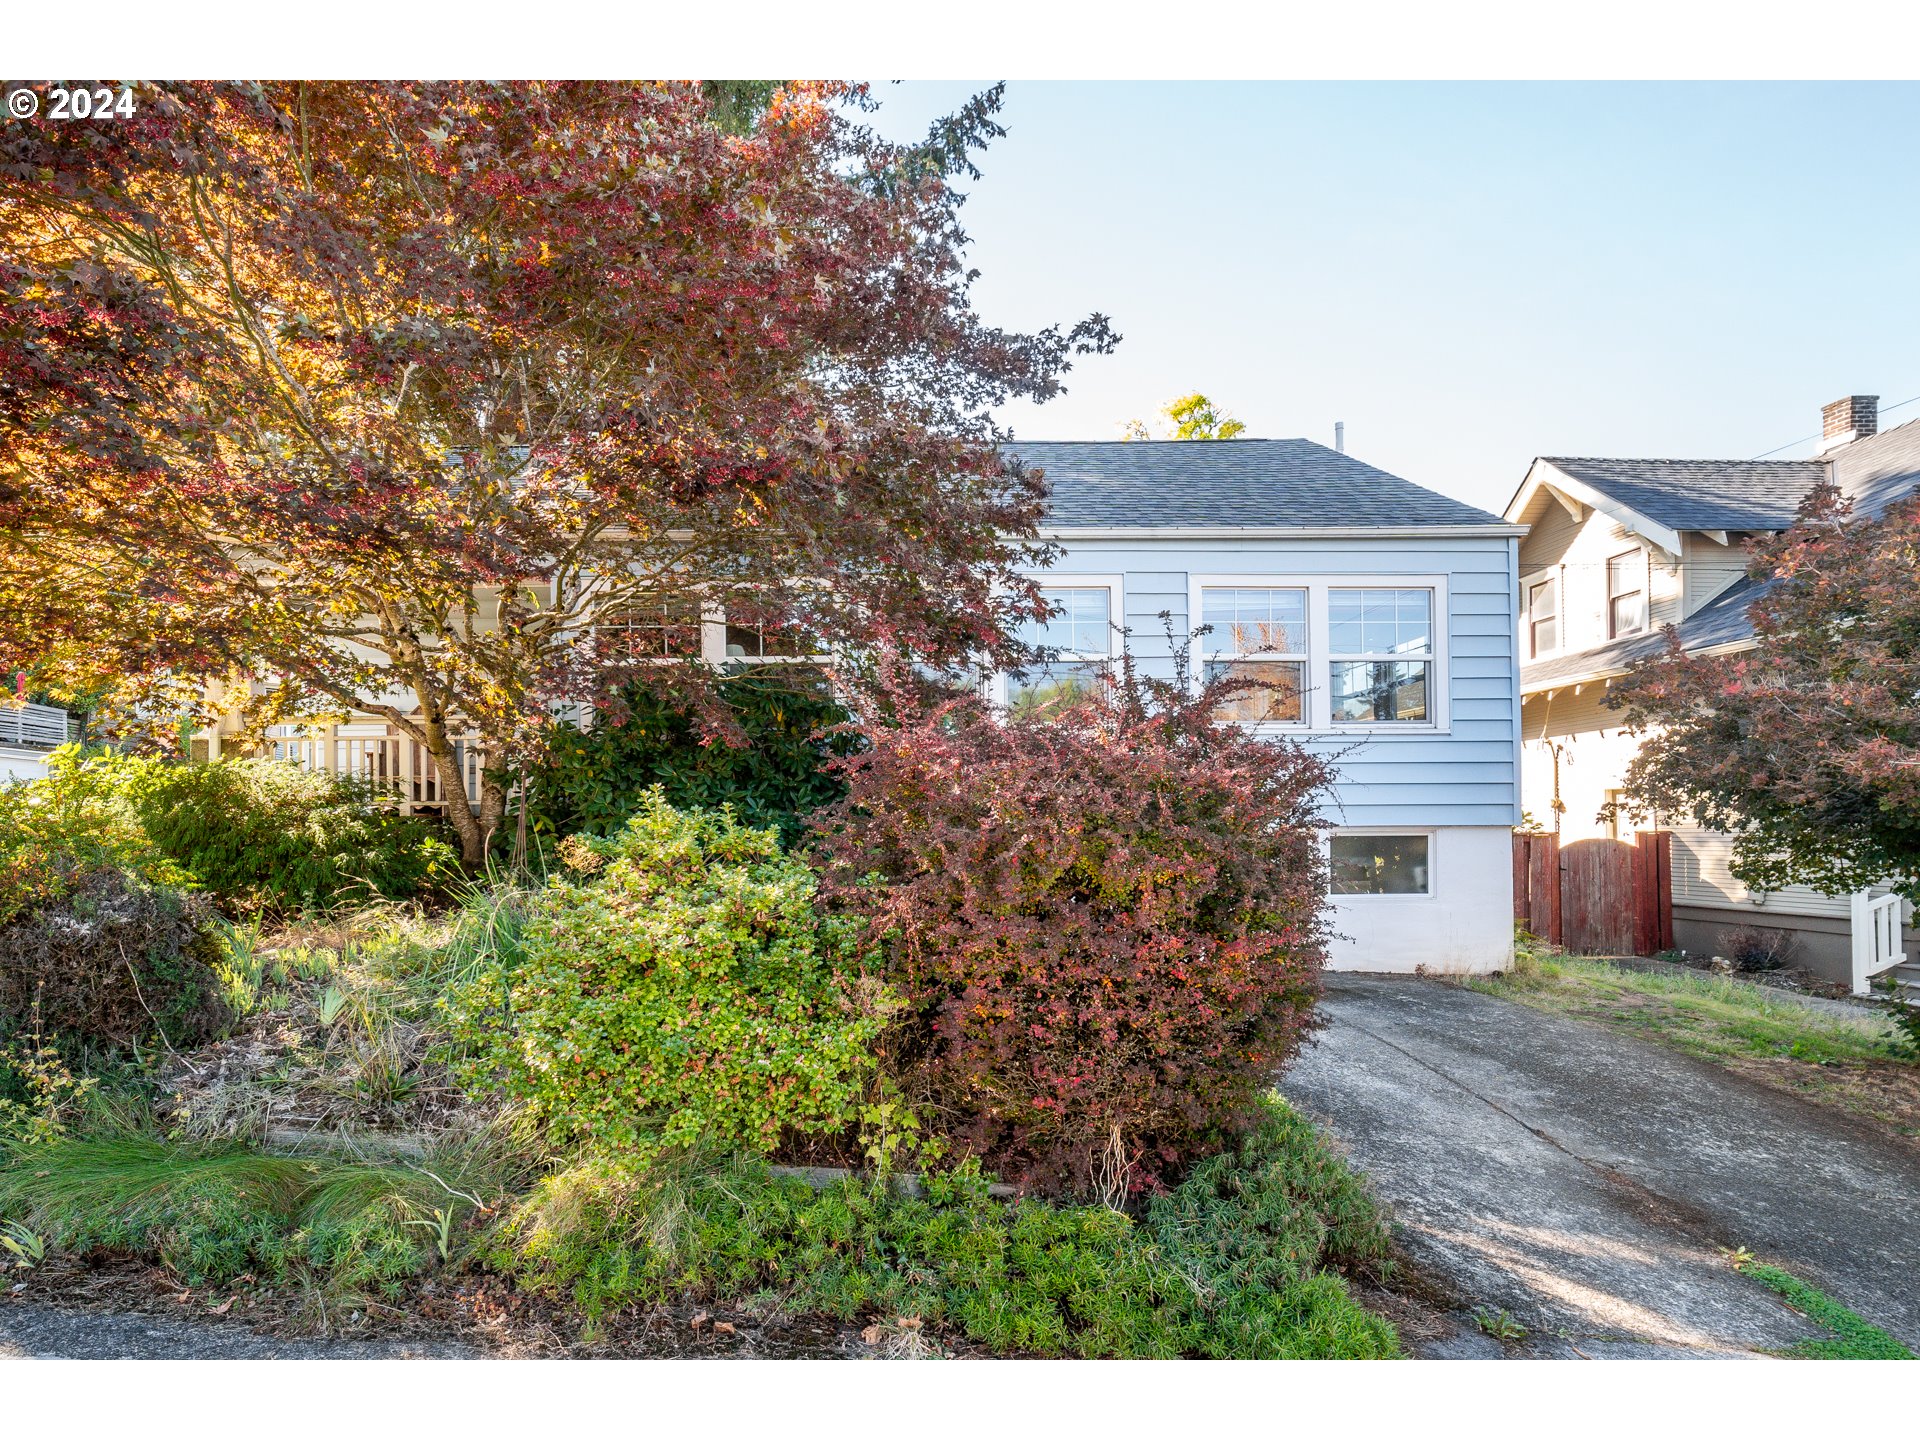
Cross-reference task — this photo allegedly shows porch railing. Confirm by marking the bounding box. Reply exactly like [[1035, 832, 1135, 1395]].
[[267, 726, 485, 811], [0, 702, 76, 750]]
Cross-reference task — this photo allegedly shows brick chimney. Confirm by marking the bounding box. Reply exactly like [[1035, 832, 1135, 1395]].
[[1819, 394, 1878, 452]]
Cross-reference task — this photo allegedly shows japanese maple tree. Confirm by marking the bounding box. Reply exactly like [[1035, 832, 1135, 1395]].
[[0, 81, 1113, 862], [1611, 483, 1920, 900]]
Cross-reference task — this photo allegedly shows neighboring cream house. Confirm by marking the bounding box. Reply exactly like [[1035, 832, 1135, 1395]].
[[1505, 396, 1919, 992]]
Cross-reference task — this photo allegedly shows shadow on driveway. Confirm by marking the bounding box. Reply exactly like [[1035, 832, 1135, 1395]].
[[1281, 973, 1920, 1359]]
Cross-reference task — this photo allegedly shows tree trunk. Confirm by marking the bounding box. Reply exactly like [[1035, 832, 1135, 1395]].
[[416, 715, 490, 867]]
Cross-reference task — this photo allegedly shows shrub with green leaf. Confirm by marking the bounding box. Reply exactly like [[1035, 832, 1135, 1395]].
[[449, 793, 889, 1156], [0, 747, 173, 924], [529, 675, 854, 848], [0, 748, 455, 917]]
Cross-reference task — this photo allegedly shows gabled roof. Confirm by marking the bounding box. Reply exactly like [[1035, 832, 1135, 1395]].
[[1008, 438, 1512, 531], [1530, 457, 1823, 532], [1519, 418, 1920, 694]]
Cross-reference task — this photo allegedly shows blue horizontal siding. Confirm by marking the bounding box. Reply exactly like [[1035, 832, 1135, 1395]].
[[1039, 532, 1521, 828]]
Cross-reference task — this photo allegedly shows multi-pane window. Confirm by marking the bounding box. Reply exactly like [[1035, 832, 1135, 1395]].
[[1526, 576, 1558, 658], [723, 617, 820, 661], [1606, 551, 1647, 638], [1008, 586, 1113, 715], [1199, 586, 1308, 723], [601, 601, 703, 660], [1330, 833, 1431, 895], [1328, 588, 1433, 724]]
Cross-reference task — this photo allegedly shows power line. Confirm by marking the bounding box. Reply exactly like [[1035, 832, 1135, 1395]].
[[1748, 393, 1920, 460]]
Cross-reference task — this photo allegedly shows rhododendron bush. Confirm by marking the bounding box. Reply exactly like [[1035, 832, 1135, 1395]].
[[812, 664, 1335, 1200]]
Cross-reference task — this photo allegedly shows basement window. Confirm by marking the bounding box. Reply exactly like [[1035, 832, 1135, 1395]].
[[1330, 833, 1431, 895]]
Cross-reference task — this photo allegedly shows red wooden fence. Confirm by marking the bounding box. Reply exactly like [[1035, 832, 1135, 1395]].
[[1512, 829, 1672, 956]]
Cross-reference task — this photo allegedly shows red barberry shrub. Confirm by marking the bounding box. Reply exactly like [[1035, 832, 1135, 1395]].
[[810, 658, 1335, 1200]]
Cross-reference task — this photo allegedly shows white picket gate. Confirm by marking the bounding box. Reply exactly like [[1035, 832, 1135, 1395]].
[[1849, 890, 1905, 997]]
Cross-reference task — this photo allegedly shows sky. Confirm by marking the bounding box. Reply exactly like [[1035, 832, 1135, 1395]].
[[863, 82, 1920, 516]]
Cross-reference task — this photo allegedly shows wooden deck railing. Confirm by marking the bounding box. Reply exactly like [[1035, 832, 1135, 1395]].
[[0, 702, 76, 750], [266, 726, 486, 811]]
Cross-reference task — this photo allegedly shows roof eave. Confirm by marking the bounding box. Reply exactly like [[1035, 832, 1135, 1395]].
[[1508, 461, 1686, 555], [1037, 523, 1529, 540], [1520, 636, 1758, 695]]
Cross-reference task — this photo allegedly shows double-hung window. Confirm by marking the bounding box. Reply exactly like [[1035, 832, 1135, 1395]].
[[1193, 577, 1446, 730], [1200, 587, 1308, 724], [1525, 574, 1558, 658], [1606, 551, 1647, 638], [1328, 588, 1435, 724], [1006, 582, 1117, 715]]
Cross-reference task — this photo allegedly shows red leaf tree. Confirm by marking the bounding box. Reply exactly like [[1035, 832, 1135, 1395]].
[[810, 658, 1336, 1201], [1611, 483, 1920, 901], [0, 81, 1113, 862]]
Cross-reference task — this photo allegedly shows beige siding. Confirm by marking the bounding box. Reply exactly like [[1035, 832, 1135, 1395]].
[[1679, 532, 1750, 616], [1522, 682, 1898, 927], [1515, 491, 1663, 658]]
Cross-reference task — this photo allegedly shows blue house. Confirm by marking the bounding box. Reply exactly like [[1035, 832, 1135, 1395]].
[[1008, 439, 1525, 975]]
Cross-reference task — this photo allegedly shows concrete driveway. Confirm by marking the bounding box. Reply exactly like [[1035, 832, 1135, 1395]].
[[1281, 974, 1920, 1359]]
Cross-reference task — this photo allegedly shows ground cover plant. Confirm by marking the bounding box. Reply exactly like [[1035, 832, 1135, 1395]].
[[490, 1095, 1398, 1359], [811, 662, 1335, 1200], [1473, 932, 1918, 1139], [1724, 1250, 1915, 1360]]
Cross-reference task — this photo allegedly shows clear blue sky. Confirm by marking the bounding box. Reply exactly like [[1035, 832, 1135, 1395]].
[[868, 82, 1920, 515]]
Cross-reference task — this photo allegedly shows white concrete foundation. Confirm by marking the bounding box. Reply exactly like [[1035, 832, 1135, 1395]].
[[1325, 825, 1514, 975]]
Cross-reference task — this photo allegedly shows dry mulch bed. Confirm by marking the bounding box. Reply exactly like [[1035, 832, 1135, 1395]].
[[1727, 1056, 1920, 1145], [4, 1252, 947, 1359]]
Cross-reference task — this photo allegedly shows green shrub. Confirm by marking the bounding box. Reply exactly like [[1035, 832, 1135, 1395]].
[[0, 748, 455, 917], [448, 793, 889, 1157], [124, 757, 454, 913], [528, 675, 854, 848], [1145, 1096, 1398, 1358], [492, 1098, 1400, 1359], [0, 748, 173, 923], [0, 868, 228, 1049]]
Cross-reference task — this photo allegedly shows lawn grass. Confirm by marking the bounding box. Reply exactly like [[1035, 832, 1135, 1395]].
[[1466, 942, 1919, 1138], [1468, 949, 1900, 1066]]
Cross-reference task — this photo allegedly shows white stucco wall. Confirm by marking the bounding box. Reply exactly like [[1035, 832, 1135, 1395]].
[[0, 746, 51, 784], [1325, 825, 1515, 975]]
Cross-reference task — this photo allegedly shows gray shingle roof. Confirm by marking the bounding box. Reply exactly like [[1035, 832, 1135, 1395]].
[[1520, 417, 1920, 690], [1538, 457, 1823, 531], [1007, 439, 1507, 529], [1833, 415, 1920, 519]]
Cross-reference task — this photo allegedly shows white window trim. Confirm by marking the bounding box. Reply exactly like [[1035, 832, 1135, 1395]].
[[993, 575, 1124, 708], [1605, 547, 1650, 640], [1189, 574, 1451, 735], [1325, 826, 1439, 901], [1521, 566, 1561, 661]]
